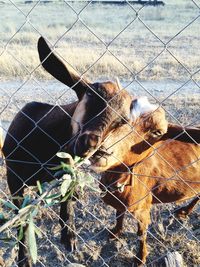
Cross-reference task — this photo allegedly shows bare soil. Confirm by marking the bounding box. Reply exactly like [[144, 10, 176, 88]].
[[0, 81, 199, 266]]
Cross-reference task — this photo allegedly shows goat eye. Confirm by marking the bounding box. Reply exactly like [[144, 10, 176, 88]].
[[118, 120, 126, 127], [119, 116, 130, 126], [110, 119, 126, 130], [151, 129, 163, 137], [86, 90, 94, 97]]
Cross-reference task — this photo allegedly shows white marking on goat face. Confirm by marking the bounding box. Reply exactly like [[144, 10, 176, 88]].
[[71, 95, 88, 135], [131, 96, 159, 121]]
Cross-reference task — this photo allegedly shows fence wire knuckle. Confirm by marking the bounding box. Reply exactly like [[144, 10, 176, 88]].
[[0, 0, 199, 266]]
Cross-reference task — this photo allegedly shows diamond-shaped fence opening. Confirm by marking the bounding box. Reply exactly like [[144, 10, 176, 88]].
[[0, 1, 199, 267]]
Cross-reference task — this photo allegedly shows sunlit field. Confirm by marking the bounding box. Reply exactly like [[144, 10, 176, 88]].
[[0, 0, 200, 125], [0, 0, 200, 81]]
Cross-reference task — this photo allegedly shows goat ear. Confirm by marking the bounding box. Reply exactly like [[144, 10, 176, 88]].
[[149, 108, 168, 139], [37, 37, 90, 100]]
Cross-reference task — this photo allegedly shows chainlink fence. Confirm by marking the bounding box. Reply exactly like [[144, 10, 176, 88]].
[[0, 0, 200, 266]]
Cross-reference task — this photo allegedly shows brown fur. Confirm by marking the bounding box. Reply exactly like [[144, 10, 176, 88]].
[[0, 121, 3, 161], [2, 37, 133, 267], [92, 108, 200, 266]]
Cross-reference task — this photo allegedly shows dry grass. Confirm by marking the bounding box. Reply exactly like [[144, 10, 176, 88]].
[[0, 1, 200, 81]]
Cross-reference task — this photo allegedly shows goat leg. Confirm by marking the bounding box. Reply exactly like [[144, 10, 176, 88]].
[[59, 199, 77, 252], [11, 192, 32, 267], [175, 196, 200, 219], [17, 225, 32, 267], [7, 184, 32, 267], [133, 233, 148, 267], [109, 210, 124, 239], [133, 209, 150, 267]]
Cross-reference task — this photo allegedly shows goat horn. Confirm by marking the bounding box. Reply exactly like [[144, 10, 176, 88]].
[[115, 77, 122, 90]]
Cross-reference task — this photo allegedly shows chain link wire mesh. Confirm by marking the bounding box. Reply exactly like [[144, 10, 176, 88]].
[[0, 0, 200, 266]]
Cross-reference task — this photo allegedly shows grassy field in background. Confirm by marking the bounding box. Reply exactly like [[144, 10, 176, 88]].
[[0, 0, 200, 81]]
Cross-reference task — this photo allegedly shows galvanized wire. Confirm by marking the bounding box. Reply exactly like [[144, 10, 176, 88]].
[[0, 0, 200, 266]]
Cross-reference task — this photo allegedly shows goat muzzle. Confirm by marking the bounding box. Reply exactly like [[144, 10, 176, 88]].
[[69, 132, 102, 158]]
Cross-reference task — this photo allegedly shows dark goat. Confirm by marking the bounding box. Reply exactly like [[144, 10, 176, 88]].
[[90, 97, 200, 266], [2, 37, 134, 267]]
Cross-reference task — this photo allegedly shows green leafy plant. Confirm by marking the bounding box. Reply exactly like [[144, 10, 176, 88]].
[[47, 152, 100, 204], [0, 152, 99, 265]]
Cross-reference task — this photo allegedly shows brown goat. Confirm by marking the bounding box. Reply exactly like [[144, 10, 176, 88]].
[[2, 37, 133, 267], [90, 97, 200, 266]]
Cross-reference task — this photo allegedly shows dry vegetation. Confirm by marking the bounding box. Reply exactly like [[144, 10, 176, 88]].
[[0, 166, 200, 267], [0, 0, 200, 81]]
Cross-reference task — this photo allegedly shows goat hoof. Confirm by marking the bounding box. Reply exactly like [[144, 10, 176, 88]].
[[132, 256, 146, 267], [61, 238, 77, 253], [174, 209, 188, 219], [108, 228, 122, 240], [132, 261, 145, 267], [17, 258, 32, 267]]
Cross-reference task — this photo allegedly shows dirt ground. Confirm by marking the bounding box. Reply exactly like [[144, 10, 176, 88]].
[[0, 82, 200, 267], [0, 166, 200, 267]]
